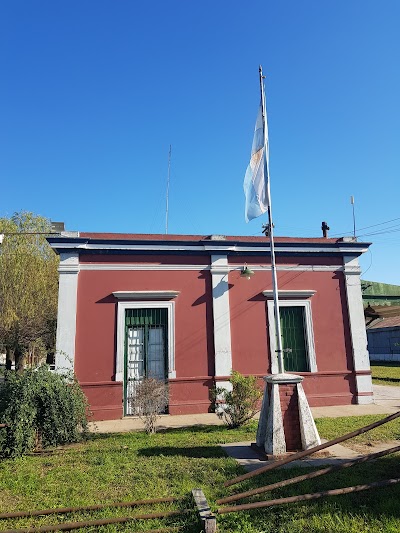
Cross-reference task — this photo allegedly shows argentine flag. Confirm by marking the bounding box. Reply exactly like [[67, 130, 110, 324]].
[[243, 102, 269, 222]]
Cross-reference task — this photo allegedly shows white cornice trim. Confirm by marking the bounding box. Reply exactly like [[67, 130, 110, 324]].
[[112, 290, 179, 300], [79, 263, 344, 272], [343, 266, 362, 275], [48, 241, 370, 255], [210, 267, 231, 275], [80, 264, 207, 271], [263, 290, 316, 298], [58, 252, 79, 274], [58, 265, 80, 274]]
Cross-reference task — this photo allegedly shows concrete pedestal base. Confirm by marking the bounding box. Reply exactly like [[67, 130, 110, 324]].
[[256, 373, 321, 456]]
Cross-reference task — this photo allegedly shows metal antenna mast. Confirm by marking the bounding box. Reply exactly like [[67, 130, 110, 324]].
[[350, 195, 356, 240], [165, 145, 172, 234]]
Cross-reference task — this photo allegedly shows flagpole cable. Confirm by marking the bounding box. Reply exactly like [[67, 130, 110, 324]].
[[259, 65, 285, 374], [165, 144, 172, 234]]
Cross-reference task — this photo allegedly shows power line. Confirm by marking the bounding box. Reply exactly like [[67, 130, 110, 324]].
[[358, 225, 400, 238], [330, 216, 400, 237]]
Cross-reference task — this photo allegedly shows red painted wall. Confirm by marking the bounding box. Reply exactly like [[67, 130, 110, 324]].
[[75, 260, 214, 419], [228, 256, 357, 406], [74, 253, 360, 420]]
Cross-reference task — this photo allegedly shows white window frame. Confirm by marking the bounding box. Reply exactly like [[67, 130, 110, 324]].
[[115, 301, 176, 382], [267, 299, 317, 374]]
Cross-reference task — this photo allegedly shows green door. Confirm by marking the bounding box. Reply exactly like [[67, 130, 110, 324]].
[[124, 308, 168, 415], [280, 306, 309, 372]]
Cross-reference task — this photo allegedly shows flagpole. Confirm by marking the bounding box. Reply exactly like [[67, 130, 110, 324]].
[[255, 67, 320, 456], [259, 65, 285, 374]]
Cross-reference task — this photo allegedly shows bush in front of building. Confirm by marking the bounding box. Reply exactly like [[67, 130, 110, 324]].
[[128, 378, 169, 434], [0, 365, 89, 458], [214, 370, 262, 429]]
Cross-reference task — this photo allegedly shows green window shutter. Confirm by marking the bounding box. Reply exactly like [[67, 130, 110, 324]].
[[280, 306, 309, 372]]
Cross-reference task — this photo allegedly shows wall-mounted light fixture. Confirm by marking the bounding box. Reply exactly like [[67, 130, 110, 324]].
[[240, 263, 254, 280]]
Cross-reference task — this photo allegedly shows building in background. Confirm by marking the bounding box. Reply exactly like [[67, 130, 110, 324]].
[[363, 280, 400, 362], [48, 233, 372, 421]]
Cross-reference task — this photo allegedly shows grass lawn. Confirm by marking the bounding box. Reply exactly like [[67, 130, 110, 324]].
[[371, 362, 400, 386], [1, 417, 400, 533], [316, 414, 400, 452]]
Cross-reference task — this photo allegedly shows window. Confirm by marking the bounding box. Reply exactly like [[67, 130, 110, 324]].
[[116, 300, 175, 415], [267, 299, 317, 374], [125, 308, 168, 415]]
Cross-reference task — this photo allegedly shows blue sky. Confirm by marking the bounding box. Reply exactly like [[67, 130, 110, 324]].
[[1, 1, 399, 284]]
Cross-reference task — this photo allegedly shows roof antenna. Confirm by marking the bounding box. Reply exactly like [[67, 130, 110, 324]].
[[165, 145, 172, 234], [350, 195, 356, 240]]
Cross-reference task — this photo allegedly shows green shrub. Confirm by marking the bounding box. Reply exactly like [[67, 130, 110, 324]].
[[214, 370, 262, 429], [128, 378, 169, 434], [0, 365, 89, 457]]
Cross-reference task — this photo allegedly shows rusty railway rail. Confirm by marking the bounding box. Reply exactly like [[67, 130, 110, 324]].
[[225, 410, 400, 487], [2, 527, 180, 533], [0, 497, 180, 520], [218, 443, 400, 505], [0, 510, 191, 533], [217, 478, 400, 514]]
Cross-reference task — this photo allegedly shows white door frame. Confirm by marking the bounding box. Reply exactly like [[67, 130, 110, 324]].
[[267, 299, 317, 374], [115, 301, 176, 382]]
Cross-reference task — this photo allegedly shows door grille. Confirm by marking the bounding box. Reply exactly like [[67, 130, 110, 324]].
[[124, 308, 168, 415]]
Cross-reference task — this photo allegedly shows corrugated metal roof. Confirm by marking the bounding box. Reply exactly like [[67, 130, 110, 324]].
[[368, 315, 400, 329]]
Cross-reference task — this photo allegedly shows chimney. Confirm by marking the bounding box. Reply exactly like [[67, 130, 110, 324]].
[[321, 221, 330, 238]]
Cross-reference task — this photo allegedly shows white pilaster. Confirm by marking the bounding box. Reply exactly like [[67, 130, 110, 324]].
[[211, 255, 233, 387], [343, 255, 373, 404], [55, 252, 79, 373]]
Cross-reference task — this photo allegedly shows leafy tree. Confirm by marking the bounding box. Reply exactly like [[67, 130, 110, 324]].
[[0, 212, 59, 370]]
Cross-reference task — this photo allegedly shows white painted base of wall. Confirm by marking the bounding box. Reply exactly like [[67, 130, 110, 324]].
[[357, 395, 374, 405]]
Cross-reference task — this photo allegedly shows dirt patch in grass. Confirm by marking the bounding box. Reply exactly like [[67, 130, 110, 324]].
[[342, 439, 400, 455]]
